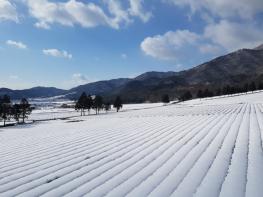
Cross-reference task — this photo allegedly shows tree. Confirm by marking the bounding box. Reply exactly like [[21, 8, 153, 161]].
[[114, 96, 123, 112], [162, 94, 170, 104], [19, 98, 32, 123], [12, 104, 21, 123], [93, 95, 103, 114], [216, 88, 222, 96], [258, 82, 263, 90], [222, 85, 231, 95], [104, 103, 111, 113], [75, 92, 88, 116], [197, 90, 203, 98], [243, 83, 249, 93], [0, 95, 12, 126], [86, 95, 93, 115], [180, 91, 192, 101], [203, 89, 214, 97], [249, 81, 256, 92]]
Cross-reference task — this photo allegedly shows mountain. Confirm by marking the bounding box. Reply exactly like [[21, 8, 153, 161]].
[[0, 87, 67, 100], [254, 44, 263, 50], [67, 78, 131, 99], [115, 47, 263, 102], [1, 44, 263, 102], [135, 71, 178, 81]]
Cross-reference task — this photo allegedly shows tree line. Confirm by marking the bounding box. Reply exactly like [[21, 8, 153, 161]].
[[0, 95, 32, 127], [161, 81, 263, 103], [195, 81, 260, 99], [75, 92, 123, 116]]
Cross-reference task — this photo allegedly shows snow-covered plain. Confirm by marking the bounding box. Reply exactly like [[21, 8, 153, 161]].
[[1, 92, 263, 197]]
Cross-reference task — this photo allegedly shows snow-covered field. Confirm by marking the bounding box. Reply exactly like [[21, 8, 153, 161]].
[[1, 92, 263, 197]]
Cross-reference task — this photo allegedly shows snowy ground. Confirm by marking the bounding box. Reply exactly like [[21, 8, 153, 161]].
[[0, 103, 164, 126], [1, 92, 263, 197]]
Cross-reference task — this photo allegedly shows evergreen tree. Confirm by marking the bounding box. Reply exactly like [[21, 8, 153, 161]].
[[180, 91, 192, 101], [75, 92, 88, 116], [258, 82, 263, 90], [222, 85, 231, 95], [243, 83, 249, 93], [249, 81, 256, 92], [203, 89, 214, 97], [114, 96, 123, 112], [12, 104, 21, 123], [20, 98, 32, 123], [86, 95, 93, 115], [104, 103, 111, 113], [197, 90, 203, 98], [216, 88, 221, 96], [93, 95, 103, 114], [161, 94, 170, 104], [0, 95, 12, 126]]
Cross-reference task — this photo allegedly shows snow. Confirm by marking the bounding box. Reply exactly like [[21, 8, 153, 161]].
[[1, 92, 263, 196]]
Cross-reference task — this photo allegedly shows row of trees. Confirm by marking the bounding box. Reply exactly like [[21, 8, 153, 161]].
[[75, 92, 123, 116], [196, 81, 260, 99], [0, 95, 32, 126], [161, 81, 262, 103], [162, 91, 193, 103]]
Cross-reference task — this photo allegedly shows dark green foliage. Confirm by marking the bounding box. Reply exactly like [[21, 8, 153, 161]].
[[162, 94, 170, 103], [243, 83, 249, 93], [258, 82, 263, 90], [203, 89, 214, 97], [12, 104, 21, 123], [93, 95, 103, 114], [104, 103, 111, 113], [86, 95, 93, 114], [216, 88, 222, 96], [114, 96, 123, 112], [249, 81, 256, 92], [75, 92, 88, 116], [0, 95, 12, 126], [19, 98, 32, 123], [0, 96, 32, 126], [180, 91, 192, 101], [197, 90, 203, 98]]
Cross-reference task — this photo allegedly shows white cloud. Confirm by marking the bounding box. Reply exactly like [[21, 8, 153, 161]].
[[61, 73, 95, 88], [128, 0, 152, 23], [141, 30, 200, 60], [105, 0, 132, 27], [6, 40, 27, 49], [166, 0, 263, 19], [0, 0, 18, 22], [162, 0, 263, 56], [204, 20, 263, 52], [141, 19, 263, 61], [72, 73, 90, 85], [199, 44, 222, 54], [35, 21, 50, 29], [25, 0, 152, 29], [43, 49, 72, 59], [26, 0, 113, 29]]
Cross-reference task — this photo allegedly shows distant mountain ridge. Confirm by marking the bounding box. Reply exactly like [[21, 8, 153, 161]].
[[1, 44, 263, 102], [254, 44, 263, 50], [0, 87, 66, 100], [67, 78, 132, 99]]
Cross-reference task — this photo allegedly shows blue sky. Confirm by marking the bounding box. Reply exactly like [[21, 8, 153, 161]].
[[0, 0, 263, 89]]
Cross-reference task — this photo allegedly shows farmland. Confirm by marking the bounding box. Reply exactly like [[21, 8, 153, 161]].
[[0, 92, 263, 197]]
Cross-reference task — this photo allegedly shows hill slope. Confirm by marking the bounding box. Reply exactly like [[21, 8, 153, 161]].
[[1, 45, 263, 102], [116, 47, 263, 102], [0, 87, 67, 100]]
